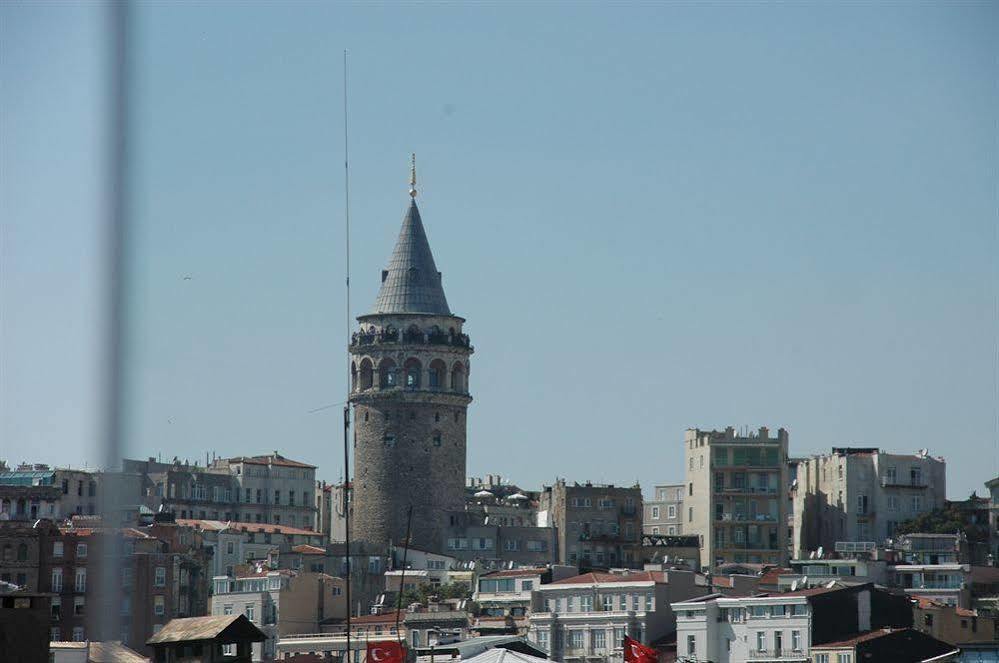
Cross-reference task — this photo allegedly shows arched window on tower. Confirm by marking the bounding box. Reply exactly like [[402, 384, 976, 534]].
[[428, 359, 447, 390], [379, 359, 397, 389], [350, 362, 358, 391], [450, 362, 466, 393], [358, 359, 373, 391], [404, 358, 422, 389]]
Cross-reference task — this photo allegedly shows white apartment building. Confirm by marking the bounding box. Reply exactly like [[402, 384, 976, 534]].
[[672, 584, 877, 663], [211, 569, 345, 661], [217, 453, 318, 530], [528, 570, 705, 663], [685, 427, 790, 570], [792, 448, 946, 559]]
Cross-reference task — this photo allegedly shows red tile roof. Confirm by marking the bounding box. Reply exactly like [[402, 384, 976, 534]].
[[551, 571, 665, 585], [175, 518, 321, 537], [811, 629, 901, 649], [757, 567, 793, 586], [293, 544, 326, 555], [352, 610, 406, 624]]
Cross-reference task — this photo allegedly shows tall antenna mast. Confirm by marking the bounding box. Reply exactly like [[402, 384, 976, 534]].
[[342, 48, 353, 663]]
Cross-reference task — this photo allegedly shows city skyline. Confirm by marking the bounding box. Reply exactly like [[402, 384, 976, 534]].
[[3, 2, 997, 500]]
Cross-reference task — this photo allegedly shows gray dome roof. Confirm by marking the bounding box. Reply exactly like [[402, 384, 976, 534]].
[[370, 201, 451, 315]]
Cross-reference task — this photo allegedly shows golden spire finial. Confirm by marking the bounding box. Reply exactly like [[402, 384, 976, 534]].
[[409, 153, 417, 199]]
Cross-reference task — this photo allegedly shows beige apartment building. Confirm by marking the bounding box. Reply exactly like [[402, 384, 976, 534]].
[[792, 447, 946, 559], [684, 427, 790, 570]]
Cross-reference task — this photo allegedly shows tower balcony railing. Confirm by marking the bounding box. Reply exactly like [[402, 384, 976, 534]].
[[351, 330, 471, 349]]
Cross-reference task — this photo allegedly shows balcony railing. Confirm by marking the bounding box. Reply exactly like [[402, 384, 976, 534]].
[[351, 330, 471, 349]]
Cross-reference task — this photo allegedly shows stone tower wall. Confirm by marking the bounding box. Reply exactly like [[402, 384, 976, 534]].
[[349, 315, 472, 552]]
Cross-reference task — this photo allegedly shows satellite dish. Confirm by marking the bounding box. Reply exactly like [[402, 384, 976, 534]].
[[826, 580, 836, 588], [817, 546, 824, 559], [791, 580, 799, 591], [802, 576, 809, 587]]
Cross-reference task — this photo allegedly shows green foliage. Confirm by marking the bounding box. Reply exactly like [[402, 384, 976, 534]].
[[399, 581, 472, 607], [895, 503, 989, 542]]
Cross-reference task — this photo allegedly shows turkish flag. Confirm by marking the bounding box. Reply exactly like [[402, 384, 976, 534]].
[[367, 641, 406, 663], [623, 636, 657, 663]]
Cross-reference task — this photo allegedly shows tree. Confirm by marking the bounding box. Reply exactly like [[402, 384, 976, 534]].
[[894, 500, 989, 543]]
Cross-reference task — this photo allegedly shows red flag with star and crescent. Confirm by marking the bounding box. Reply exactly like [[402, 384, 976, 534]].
[[623, 636, 657, 663], [367, 641, 406, 663]]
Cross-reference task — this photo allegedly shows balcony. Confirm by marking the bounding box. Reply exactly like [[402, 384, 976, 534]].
[[748, 649, 807, 661], [881, 478, 927, 489], [351, 329, 471, 349]]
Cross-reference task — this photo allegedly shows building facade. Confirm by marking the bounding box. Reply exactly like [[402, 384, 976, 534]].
[[528, 569, 704, 662], [539, 481, 643, 569], [125, 453, 318, 530], [792, 448, 947, 559], [349, 179, 473, 553], [684, 427, 790, 570], [211, 569, 346, 662], [643, 484, 684, 536]]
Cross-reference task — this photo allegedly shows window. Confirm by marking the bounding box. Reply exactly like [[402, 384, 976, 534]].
[[688, 507, 693, 522], [888, 495, 899, 511], [911, 467, 923, 486], [632, 594, 640, 611], [245, 603, 255, 622], [75, 568, 86, 593], [72, 627, 85, 642], [433, 432, 442, 447], [535, 631, 549, 650], [51, 597, 61, 620], [652, 507, 660, 519], [792, 604, 807, 616], [53, 542, 64, 557], [581, 596, 593, 612], [121, 596, 131, 615], [651, 527, 660, 535], [274, 490, 281, 505], [51, 627, 61, 642], [750, 605, 767, 617], [384, 432, 396, 447], [602, 595, 613, 611], [687, 635, 696, 656], [593, 630, 606, 650], [668, 505, 676, 519], [885, 467, 897, 483], [227, 541, 234, 555], [911, 495, 923, 512], [772, 604, 785, 616], [154, 595, 165, 616], [756, 631, 766, 652], [856, 495, 868, 515], [667, 525, 676, 535], [223, 603, 233, 615], [51, 568, 63, 592], [792, 630, 801, 651], [815, 655, 830, 663], [154, 567, 166, 587], [74, 596, 85, 615], [522, 580, 534, 591], [568, 631, 584, 650], [689, 457, 694, 470]]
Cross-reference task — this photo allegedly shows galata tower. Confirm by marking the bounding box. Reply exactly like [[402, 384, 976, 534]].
[[348, 159, 472, 552]]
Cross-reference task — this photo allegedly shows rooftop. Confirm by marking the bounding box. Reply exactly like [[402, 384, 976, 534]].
[[549, 571, 665, 585], [368, 200, 451, 316]]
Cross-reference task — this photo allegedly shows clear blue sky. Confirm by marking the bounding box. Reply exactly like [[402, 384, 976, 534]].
[[2, 2, 996, 500]]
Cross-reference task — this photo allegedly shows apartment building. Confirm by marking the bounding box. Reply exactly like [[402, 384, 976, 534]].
[[539, 480, 643, 569], [793, 448, 946, 558], [174, 519, 326, 578], [672, 582, 911, 663], [684, 427, 790, 570], [0, 518, 210, 655], [443, 518, 558, 568], [643, 484, 684, 536], [473, 567, 577, 636], [211, 568, 346, 661], [125, 452, 318, 530], [528, 569, 704, 662]]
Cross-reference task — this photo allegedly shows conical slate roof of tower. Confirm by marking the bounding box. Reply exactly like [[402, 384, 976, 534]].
[[370, 200, 451, 315]]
